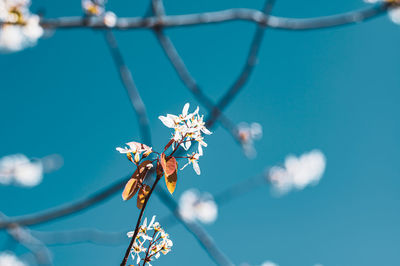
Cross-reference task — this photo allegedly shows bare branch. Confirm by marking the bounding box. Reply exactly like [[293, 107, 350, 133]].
[[36, 3, 390, 31]]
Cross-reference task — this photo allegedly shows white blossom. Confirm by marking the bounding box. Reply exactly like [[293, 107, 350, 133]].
[[237, 122, 263, 158], [181, 152, 201, 175], [0, 0, 43, 52], [103, 11, 116, 27], [269, 150, 326, 195], [0, 252, 26, 266], [159, 103, 211, 174], [116, 141, 152, 163], [178, 189, 218, 224], [127, 216, 172, 265]]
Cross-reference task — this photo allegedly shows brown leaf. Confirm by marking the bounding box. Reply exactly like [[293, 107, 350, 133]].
[[137, 184, 151, 209], [132, 160, 153, 182], [165, 170, 177, 194], [122, 178, 139, 201], [160, 154, 177, 177]]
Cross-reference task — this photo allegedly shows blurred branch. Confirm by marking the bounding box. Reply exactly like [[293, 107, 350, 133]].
[[206, 0, 276, 127], [104, 30, 152, 145], [31, 229, 125, 246], [0, 176, 128, 229], [35, 3, 391, 30], [0, 213, 52, 265]]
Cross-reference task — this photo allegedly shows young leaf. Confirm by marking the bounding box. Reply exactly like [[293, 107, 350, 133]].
[[122, 178, 139, 201], [165, 170, 177, 194], [137, 184, 151, 209], [160, 153, 177, 177]]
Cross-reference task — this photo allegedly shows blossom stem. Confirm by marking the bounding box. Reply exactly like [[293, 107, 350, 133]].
[[120, 175, 161, 266], [143, 230, 157, 264]]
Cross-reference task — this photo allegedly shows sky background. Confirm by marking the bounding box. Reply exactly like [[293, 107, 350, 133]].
[[1, 0, 400, 265]]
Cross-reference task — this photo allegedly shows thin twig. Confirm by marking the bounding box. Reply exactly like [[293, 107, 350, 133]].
[[206, 0, 276, 127], [120, 176, 161, 266], [35, 3, 391, 31], [104, 30, 152, 145]]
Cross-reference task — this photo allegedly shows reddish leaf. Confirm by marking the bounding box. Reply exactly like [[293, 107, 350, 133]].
[[160, 154, 177, 177], [137, 185, 151, 209], [165, 170, 177, 194], [122, 178, 139, 201]]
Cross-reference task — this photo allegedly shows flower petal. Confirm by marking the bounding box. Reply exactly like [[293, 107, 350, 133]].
[[159, 116, 175, 128], [182, 103, 190, 117]]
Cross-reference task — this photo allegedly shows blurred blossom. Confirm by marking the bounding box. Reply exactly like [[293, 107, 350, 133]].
[[237, 122, 263, 159], [261, 261, 279, 266], [82, 0, 105, 15], [0, 252, 26, 266], [0, 154, 63, 187], [0, 0, 43, 52], [364, 0, 400, 24], [268, 150, 326, 195], [103, 11, 116, 27], [178, 189, 218, 224]]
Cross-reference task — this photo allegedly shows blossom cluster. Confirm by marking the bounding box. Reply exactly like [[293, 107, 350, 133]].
[[127, 216, 173, 265], [178, 189, 218, 224], [268, 150, 326, 195], [0, 0, 43, 52], [159, 103, 212, 175]]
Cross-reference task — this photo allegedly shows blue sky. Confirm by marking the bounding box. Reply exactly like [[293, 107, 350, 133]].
[[0, 0, 400, 265]]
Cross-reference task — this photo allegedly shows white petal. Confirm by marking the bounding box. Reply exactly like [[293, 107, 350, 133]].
[[185, 140, 191, 150], [180, 161, 190, 170], [116, 147, 129, 153], [193, 106, 199, 115], [182, 103, 190, 117], [193, 161, 201, 175], [149, 215, 156, 228], [158, 116, 175, 128], [201, 127, 212, 135], [198, 143, 203, 156]]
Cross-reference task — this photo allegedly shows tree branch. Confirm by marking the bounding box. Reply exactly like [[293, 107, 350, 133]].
[[36, 3, 391, 31]]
